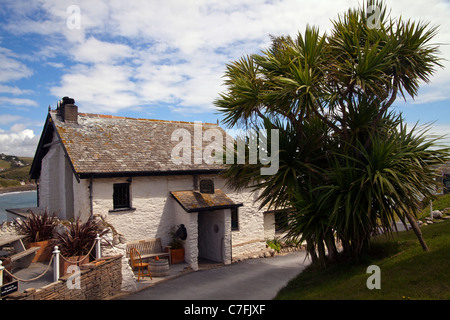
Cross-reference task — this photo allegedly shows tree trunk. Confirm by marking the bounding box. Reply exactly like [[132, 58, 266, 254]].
[[317, 240, 327, 268], [307, 241, 318, 264], [405, 211, 429, 252], [342, 239, 351, 257], [325, 233, 338, 262]]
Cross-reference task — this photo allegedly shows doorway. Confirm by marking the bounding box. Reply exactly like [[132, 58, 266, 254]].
[[198, 210, 226, 263]]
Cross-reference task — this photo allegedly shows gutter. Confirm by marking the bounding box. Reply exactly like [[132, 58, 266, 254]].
[[78, 169, 223, 179], [89, 178, 93, 217]]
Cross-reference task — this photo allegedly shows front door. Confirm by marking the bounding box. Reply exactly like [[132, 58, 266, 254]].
[[198, 210, 225, 263]]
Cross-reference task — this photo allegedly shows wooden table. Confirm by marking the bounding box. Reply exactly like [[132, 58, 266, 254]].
[[0, 235, 40, 268]]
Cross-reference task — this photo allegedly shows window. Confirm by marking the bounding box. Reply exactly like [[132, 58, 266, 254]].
[[113, 183, 131, 210], [275, 210, 289, 232], [231, 207, 239, 231]]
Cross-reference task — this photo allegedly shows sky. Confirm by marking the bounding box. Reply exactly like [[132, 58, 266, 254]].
[[0, 0, 449, 157]]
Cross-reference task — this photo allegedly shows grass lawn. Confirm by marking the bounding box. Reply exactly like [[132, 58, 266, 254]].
[[275, 218, 450, 300]]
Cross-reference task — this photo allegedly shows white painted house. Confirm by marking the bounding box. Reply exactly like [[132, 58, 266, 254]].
[[29, 97, 278, 270]]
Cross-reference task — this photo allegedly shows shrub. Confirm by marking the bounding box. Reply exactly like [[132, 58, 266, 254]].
[[15, 210, 58, 242], [266, 238, 282, 253], [54, 217, 108, 257]]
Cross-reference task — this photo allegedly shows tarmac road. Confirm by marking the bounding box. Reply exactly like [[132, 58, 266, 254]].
[[120, 251, 311, 300]]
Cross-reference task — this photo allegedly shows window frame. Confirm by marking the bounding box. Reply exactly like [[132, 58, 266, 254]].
[[112, 182, 133, 211], [231, 207, 239, 231]]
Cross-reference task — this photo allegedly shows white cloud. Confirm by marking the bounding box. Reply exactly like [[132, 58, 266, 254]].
[[0, 97, 38, 107], [50, 63, 139, 113], [1, 0, 360, 113], [0, 85, 33, 95], [0, 114, 24, 125], [0, 127, 39, 156], [3, 0, 450, 117], [72, 37, 134, 64], [0, 47, 33, 82], [10, 123, 27, 132]]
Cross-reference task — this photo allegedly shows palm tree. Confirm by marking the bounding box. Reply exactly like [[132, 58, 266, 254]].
[[215, 1, 448, 265]]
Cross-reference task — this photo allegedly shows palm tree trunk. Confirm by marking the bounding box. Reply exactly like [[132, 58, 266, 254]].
[[405, 211, 429, 252], [325, 232, 338, 262], [306, 239, 318, 264], [317, 240, 327, 268]]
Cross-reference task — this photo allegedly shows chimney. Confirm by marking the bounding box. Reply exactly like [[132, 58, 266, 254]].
[[57, 96, 78, 123], [199, 179, 215, 194]]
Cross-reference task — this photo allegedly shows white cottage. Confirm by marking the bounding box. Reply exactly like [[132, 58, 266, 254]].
[[29, 97, 278, 270]]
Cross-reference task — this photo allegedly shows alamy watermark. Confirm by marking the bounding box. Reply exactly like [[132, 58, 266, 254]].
[[366, 265, 381, 290], [67, 265, 81, 290], [66, 5, 81, 30], [170, 122, 279, 175], [366, 5, 382, 30]]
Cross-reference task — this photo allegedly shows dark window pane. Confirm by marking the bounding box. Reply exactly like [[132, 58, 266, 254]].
[[231, 207, 239, 231], [113, 183, 130, 209]]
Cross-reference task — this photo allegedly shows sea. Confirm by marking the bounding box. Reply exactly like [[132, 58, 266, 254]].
[[0, 190, 37, 223]]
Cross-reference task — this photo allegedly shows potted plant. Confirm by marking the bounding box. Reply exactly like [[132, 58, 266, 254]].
[[168, 225, 185, 264], [54, 217, 108, 276], [15, 209, 58, 262]]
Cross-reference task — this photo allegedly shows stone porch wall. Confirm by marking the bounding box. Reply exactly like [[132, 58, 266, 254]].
[[5, 255, 122, 300]]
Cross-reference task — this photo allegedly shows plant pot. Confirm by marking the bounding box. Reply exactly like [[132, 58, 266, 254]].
[[59, 254, 91, 276], [26, 239, 54, 262], [170, 248, 185, 264]]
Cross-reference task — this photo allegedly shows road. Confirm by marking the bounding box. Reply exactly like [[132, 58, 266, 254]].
[[120, 251, 310, 300]]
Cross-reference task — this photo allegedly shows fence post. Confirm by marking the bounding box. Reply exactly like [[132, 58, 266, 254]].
[[0, 260, 4, 287], [0, 260, 3, 300], [95, 234, 101, 259], [53, 246, 60, 282]]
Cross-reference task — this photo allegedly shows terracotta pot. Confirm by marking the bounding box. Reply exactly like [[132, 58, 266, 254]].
[[59, 254, 90, 276], [26, 239, 54, 262], [170, 248, 185, 264]]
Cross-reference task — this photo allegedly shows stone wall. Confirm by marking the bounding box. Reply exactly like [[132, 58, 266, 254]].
[[5, 255, 122, 300]]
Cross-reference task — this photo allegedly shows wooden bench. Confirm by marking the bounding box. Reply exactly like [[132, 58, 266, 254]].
[[126, 238, 172, 265], [10, 247, 40, 268], [1, 235, 41, 269]]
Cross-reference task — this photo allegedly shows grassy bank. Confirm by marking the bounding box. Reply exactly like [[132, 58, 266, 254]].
[[0, 156, 33, 190], [275, 217, 450, 300]]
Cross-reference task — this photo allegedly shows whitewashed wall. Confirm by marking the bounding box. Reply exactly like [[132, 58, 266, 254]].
[[73, 178, 90, 221], [39, 132, 74, 221], [216, 180, 268, 256], [263, 213, 276, 240], [91, 175, 193, 246], [39, 162, 274, 267], [173, 201, 198, 270]]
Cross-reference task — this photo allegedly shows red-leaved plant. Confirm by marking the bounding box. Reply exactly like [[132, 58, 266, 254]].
[[54, 217, 108, 258], [15, 209, 58, 243]]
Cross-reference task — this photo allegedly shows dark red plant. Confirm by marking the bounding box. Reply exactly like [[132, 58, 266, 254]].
[[54, 217, 108, 257], [15, 210, 58, 242]]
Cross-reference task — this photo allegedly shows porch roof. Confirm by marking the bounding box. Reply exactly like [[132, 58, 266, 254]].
[[170, 189, 243, 213]]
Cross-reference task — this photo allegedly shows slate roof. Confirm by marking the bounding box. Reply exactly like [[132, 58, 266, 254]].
[[32, 110, 228, 179], [170, 189, 243, 212]]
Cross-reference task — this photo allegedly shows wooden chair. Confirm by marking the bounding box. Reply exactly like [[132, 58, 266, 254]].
[[129, 248, 152, 281]]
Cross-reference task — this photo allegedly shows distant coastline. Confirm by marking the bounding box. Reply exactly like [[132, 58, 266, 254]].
[[0, 184, 37, 195]]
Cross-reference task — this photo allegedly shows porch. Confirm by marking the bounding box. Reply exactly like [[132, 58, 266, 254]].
[[170, 189, 243, 270]]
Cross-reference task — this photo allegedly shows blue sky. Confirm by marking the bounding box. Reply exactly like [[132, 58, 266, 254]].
[[0, 0, 449, 156]]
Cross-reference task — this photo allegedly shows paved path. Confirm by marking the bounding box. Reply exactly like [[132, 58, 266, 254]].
[[120, 251, 310, 300]]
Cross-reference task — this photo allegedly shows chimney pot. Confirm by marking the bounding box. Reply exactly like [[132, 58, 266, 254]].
[[58, 97, 78, 123]]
